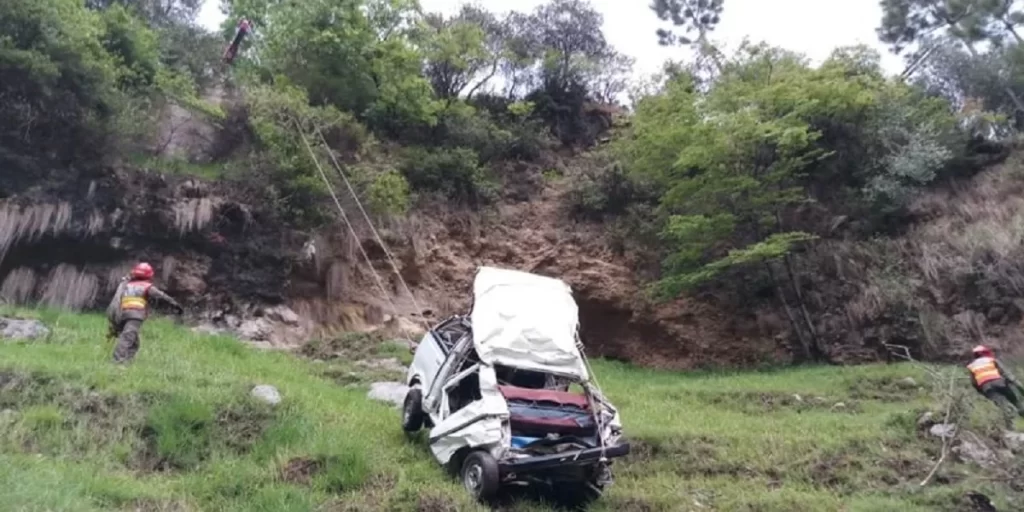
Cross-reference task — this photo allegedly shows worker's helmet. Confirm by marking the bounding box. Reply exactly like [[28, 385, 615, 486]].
[[130, 262, 154, 280], [973, 345, 994, 358]]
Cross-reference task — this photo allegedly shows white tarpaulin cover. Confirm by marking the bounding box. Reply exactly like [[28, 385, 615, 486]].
[[470, 266, 589, 380]]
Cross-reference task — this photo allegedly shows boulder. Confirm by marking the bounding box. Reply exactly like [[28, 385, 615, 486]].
[[929, 423, 956, 439], [1002, 430, 1024, 452], [263, 305, 300, 326], [0, 317, 49, 341], [954, 439, 999, 467], [237, 318, 272, 341], [368, 382, 408, 408], [916, 411, 936, 430], [251, 385, 282, 405]]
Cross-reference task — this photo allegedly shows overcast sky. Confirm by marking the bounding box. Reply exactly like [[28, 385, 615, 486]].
[[198, 0, 904, 77]]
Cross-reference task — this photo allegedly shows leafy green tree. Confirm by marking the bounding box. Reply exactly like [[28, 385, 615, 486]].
[[498, 11, 543, 98], [224, 0, 440, 131], [86, 0, 202, 25], [0, 0, 183, 188], [414, 11, 490, 100], [244, 80, 368, 224], [616, 42, 961, 360]]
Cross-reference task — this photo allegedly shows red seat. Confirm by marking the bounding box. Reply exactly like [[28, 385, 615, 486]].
[[497, 385, 590, 409], [498, 385, 595, 437]]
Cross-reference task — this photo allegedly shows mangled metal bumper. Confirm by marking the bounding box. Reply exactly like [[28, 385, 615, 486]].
[[499, 442, 631, 475]]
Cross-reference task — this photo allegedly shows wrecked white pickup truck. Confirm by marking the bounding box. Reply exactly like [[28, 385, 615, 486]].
[[400, 266, 630, 504]]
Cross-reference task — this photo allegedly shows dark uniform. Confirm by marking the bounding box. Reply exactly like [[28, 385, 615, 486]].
[[968, 345, 1024, 429], [107, 263, 182, 363]]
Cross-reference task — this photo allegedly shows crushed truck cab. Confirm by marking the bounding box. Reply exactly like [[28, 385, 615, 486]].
[[401, 266, 629, 504]]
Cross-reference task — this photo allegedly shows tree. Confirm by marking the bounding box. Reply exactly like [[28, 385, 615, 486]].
[[530, 0, 611, 94], [414, 11, 489, 100], [86, 0, 202, 25], [651, 0, 724, 46], [878, 0, 1024, 113], [582, 52, 635, 104], [615, 42, 961, 361], [650, 0, 725, 74], [456, 6, 512, 99], [520, 0, 630, 144], [0, 0, 167, 186], [223, 0, 440, 131], [497, 11, 542, 98]]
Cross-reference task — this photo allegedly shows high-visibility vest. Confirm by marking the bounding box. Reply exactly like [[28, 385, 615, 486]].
[[967, 356, 1002, 386], [119, 281, 152, 311]]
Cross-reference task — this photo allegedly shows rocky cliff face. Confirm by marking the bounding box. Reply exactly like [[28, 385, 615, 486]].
[[0, 150, 786, 368]]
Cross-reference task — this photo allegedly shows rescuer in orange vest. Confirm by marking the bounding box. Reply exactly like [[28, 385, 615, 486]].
[[967, 345, 1024, 429], [106, 262, 183, 363]]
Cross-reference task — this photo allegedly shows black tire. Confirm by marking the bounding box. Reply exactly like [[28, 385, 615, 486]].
[[460, 450, 500, 501], [401, 388, 424, 433]]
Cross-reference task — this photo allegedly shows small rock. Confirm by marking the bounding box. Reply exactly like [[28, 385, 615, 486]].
[[0, 318, 49, 341], [264, 305, 300, 326], [0, 409, 19, 424], [1002, 431, 1024, 451], [251, 385, 281, 405], [385, 316, 426, 339], [792, 394, 803, 403], [929, 423, 957, 439], [917, 411, 936, 429], [224, 315, 241, 329], [368, 382, 408, 408], [954, 439, 998, 467], [898, 377, 918, 388], [831, 402, 847, 411], [237, 318, 272, 341]]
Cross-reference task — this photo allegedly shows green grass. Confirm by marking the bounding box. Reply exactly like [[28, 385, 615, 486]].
[[128, 153, 225, 180], [0, 307, 1019, 511]]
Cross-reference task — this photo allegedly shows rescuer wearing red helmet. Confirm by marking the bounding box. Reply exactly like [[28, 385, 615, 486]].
[[106, 262, 184, 363], [967, 344, 1024, 429]]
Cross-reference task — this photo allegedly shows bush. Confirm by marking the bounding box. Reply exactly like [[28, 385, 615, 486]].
[[399, 146, 497, 206], [567, 160, 658, 221], [244, 81, 369, 225], [436, 103, 515, 163], [366, 169, 411, 216]]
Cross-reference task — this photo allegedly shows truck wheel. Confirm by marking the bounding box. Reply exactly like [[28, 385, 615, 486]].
[[460, 450, 500, 501], [401, 388, 424, 433]]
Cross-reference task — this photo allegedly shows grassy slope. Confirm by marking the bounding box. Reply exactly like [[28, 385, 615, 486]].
[[0, 308, 1016, 512]]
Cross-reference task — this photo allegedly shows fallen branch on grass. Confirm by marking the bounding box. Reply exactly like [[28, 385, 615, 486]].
[[920, 372, 955, 487], [884, 343, 964, 487]]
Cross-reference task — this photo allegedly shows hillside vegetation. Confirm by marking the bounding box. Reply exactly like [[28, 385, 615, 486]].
[[2, 308, 1022, 511], [6, 0, 1024, 365]]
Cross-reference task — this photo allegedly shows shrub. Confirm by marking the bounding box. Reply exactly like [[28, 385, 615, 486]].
[[567, 160, 658, 221], [399, 147, 497, 206], [366, 169, 411, 216], [436, 103, 515, 163]]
